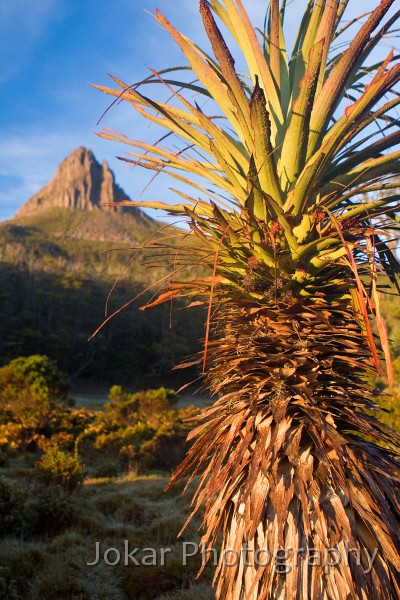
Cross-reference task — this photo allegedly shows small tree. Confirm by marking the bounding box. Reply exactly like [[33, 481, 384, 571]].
[[35, 444, 84, 491], [95, 1, 400, 598], [0, 355, 69, 428]]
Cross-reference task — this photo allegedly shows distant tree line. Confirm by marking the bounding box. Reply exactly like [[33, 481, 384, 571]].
[[0, 264, 205, 386]]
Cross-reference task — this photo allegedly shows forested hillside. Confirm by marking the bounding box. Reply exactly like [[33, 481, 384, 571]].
[[0, 149, 206, 386]]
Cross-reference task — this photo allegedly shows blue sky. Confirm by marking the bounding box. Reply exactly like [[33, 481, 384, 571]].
[[0, 0, 396, 222]]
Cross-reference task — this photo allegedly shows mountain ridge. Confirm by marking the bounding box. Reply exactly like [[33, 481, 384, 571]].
[[15, 146, 146, 220], [0, 147, 167, 281]]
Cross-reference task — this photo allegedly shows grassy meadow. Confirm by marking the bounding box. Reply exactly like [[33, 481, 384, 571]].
[[0, 469, 214, 600]]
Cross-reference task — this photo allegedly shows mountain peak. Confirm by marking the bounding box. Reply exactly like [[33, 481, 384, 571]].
[[16, 147, 139, 218]]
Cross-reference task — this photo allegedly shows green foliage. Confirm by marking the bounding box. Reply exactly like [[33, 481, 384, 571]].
[[0, 422, 25, 455], [108, 384, 135, 406], [91, 388, 197, 470], [0, 371, 211, 597], [374, 395, 400, 435], [0, 355, 69, 427], [367, 292, 400, 417], [35, 444, 85, 491], [0, 264, 205, 385], [381, 292, 400, 389], [94, 422, 155, 453], [138, 411, 197, 471], [106, 386, 178, 425], [135, 387, 178, 423], [0, 360, 198, 474], [0, 476, 77, 538], [31, 485, 77, 535], [0, 476, 27, 536]]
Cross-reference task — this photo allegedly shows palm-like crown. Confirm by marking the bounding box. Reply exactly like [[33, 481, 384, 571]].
[[95, 0, 399, 384]]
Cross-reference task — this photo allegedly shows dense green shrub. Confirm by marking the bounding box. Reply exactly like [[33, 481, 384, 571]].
[[31, 485, 77, 535], [91, 389, 199, 471], [0, 476, 28, 536], [135, 387, 178, 425], [36, 430, 75, 452], [35, 444, 84, 491], [0, 372, 200, 495], [139, 418, 192, 470], [105, 386, 178, 428], [0, 474, 78, 538], [95, 422, 155, 451], [108, 384, 138, 410], [0, 355, 69, 428]]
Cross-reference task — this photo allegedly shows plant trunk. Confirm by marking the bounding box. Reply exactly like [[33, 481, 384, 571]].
[[168, 300, 400, 599]]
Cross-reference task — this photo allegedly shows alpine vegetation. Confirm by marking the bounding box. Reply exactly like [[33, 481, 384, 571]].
[[95, 1, 400, 598]]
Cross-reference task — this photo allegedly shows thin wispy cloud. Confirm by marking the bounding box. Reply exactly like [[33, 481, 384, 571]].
[[0, 0, 59, 85], [0, 130, 79, 219]]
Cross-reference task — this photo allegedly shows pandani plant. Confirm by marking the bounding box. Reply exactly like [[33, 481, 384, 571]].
[[94, 0, 400, 598]]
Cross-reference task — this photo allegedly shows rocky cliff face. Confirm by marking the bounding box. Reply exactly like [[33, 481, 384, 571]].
[[16, 147, 141, 218]]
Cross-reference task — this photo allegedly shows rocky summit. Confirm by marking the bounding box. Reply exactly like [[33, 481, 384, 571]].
[[16, 146, 142, 218], [1, 146, 160, 264]]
